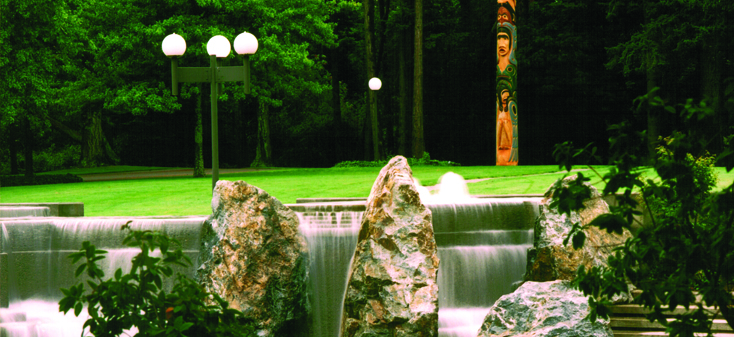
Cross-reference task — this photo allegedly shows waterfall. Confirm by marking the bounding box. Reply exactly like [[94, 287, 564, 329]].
[[293, 196, 539, 337], [0, 207, 51, 218], [0, 216, 206, 337], [296, 204, 363, 337], [428, 199, 538, 337]]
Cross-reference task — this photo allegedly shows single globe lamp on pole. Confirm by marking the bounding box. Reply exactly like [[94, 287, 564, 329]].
[[368, 77, 381, 160], [163, 31, 259, 190]]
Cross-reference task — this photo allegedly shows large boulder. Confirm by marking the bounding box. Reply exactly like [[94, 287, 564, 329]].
[[198, 180, 309, 337], [477, 280, 613, 337], [341, 156, 440, 337], [525, 175, 633, 282]]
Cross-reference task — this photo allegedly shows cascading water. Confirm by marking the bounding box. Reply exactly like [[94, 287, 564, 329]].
[[292, 173, 539, 337], [0, 172, 539, 337], [0, 207, 50, 218], [429, 200, 535, 337], [426, 172, 539, 337], [295, 203, 363, 337], [0, 216, 206, 337]]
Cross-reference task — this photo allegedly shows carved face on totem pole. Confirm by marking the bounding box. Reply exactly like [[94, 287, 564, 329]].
[[497, 30, 511, 73], [497, 6, 513, 25]]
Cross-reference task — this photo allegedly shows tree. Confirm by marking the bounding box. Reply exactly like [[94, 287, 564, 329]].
[[196, 0, 337, 167], [363, 0, 379, 161], [412, 0, 425, 159], [553, 89, 734, 336], [0, 0, 72, 174], [43, 0, 185, 167], [604, 0, 734, 160]]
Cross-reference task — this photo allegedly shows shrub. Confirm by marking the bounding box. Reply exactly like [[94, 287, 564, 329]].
[[0, 173, 83, 187], [552, 93, 734, 336], [333, 152, 460, 168], [59, 228, 256, 337], [33, 144, 81, 173]]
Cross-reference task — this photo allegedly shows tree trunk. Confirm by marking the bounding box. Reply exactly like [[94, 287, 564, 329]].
[[330, 49, 343, 162], [82, 110, 107, 167], [47, 114, 117, 166], [412, 0, 425, 159], [9, 131, 19, 175], [363, 105, 373, 161], [398, 6, 410, 157], [644, 0, 661, 162], [646, 72, 661, 161], [194, 83, 205, 177], [24, 117, 33, 177], [364, 0, 380, 161], [251, 100, 272, 167], [700, 11, 725, 154]]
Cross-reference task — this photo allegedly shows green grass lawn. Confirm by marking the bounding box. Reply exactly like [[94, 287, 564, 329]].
[[1, 165, 731, 217]]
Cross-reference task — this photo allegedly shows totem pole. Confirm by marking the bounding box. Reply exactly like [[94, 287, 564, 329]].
[[496, 0, 518, 165]]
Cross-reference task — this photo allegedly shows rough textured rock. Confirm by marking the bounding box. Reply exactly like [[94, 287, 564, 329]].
[[341, 156, 440, 337], [525, 175, 633, 282], [477, 280, 613, 337], [198, 180, 309, 337]]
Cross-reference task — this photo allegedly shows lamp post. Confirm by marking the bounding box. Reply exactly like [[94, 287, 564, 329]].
[[368, 77, 381, 161], [162, 32, 259, 190]]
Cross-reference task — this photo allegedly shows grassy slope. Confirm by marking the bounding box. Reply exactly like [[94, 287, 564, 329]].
[[2, 166, 730, 217], [1, 166, 561, 216]]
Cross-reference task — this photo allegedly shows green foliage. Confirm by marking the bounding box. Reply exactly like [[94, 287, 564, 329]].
[[30, 144, 81, 173], [0, 173, 83, 187], [552, 91, 734, 336], [646, 139, 719, 223], [332, 153, 461, 168], [59, 228, 255, 337]]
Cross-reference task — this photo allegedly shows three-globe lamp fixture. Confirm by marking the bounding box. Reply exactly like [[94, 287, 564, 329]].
[[163, 32, 259, 190]]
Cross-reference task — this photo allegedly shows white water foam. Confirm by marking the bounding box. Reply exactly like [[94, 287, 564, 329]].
[[438, 307, 490, 337]]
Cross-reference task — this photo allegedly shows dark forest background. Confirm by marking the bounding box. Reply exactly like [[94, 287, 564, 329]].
[[2, 0, 732, 173]]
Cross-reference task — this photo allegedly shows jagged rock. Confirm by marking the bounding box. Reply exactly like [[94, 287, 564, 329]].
[[341, 156, 440, 337], [525, 175, 633, 282], [198, 180, 309, 337], [477, 280, 613, 337]]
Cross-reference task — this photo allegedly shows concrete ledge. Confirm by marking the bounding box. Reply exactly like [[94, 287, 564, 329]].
[[296, 197, 368, 204], [296, 195, 546, 203], [0, 203, 84, 217]]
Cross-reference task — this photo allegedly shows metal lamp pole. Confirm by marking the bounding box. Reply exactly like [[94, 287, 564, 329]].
[[162, 32, 258, 190]]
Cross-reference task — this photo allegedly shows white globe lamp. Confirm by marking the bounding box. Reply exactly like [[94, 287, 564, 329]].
[[368, 77, 382, 91], [162, 33, 186, 56], [234, 32, 259, 55], [207, 35, 231, 58]]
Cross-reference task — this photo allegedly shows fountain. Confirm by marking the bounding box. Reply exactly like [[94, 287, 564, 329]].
[[0, 172, 539, 337], [294, 172, 539, 337]]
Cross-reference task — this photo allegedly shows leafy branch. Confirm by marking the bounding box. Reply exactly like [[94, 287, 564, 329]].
[[59, 227, 255, 337], [551, 90, 734, 337]]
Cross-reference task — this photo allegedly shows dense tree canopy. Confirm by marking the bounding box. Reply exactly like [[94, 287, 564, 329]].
[[1, 0, 732, 172]]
